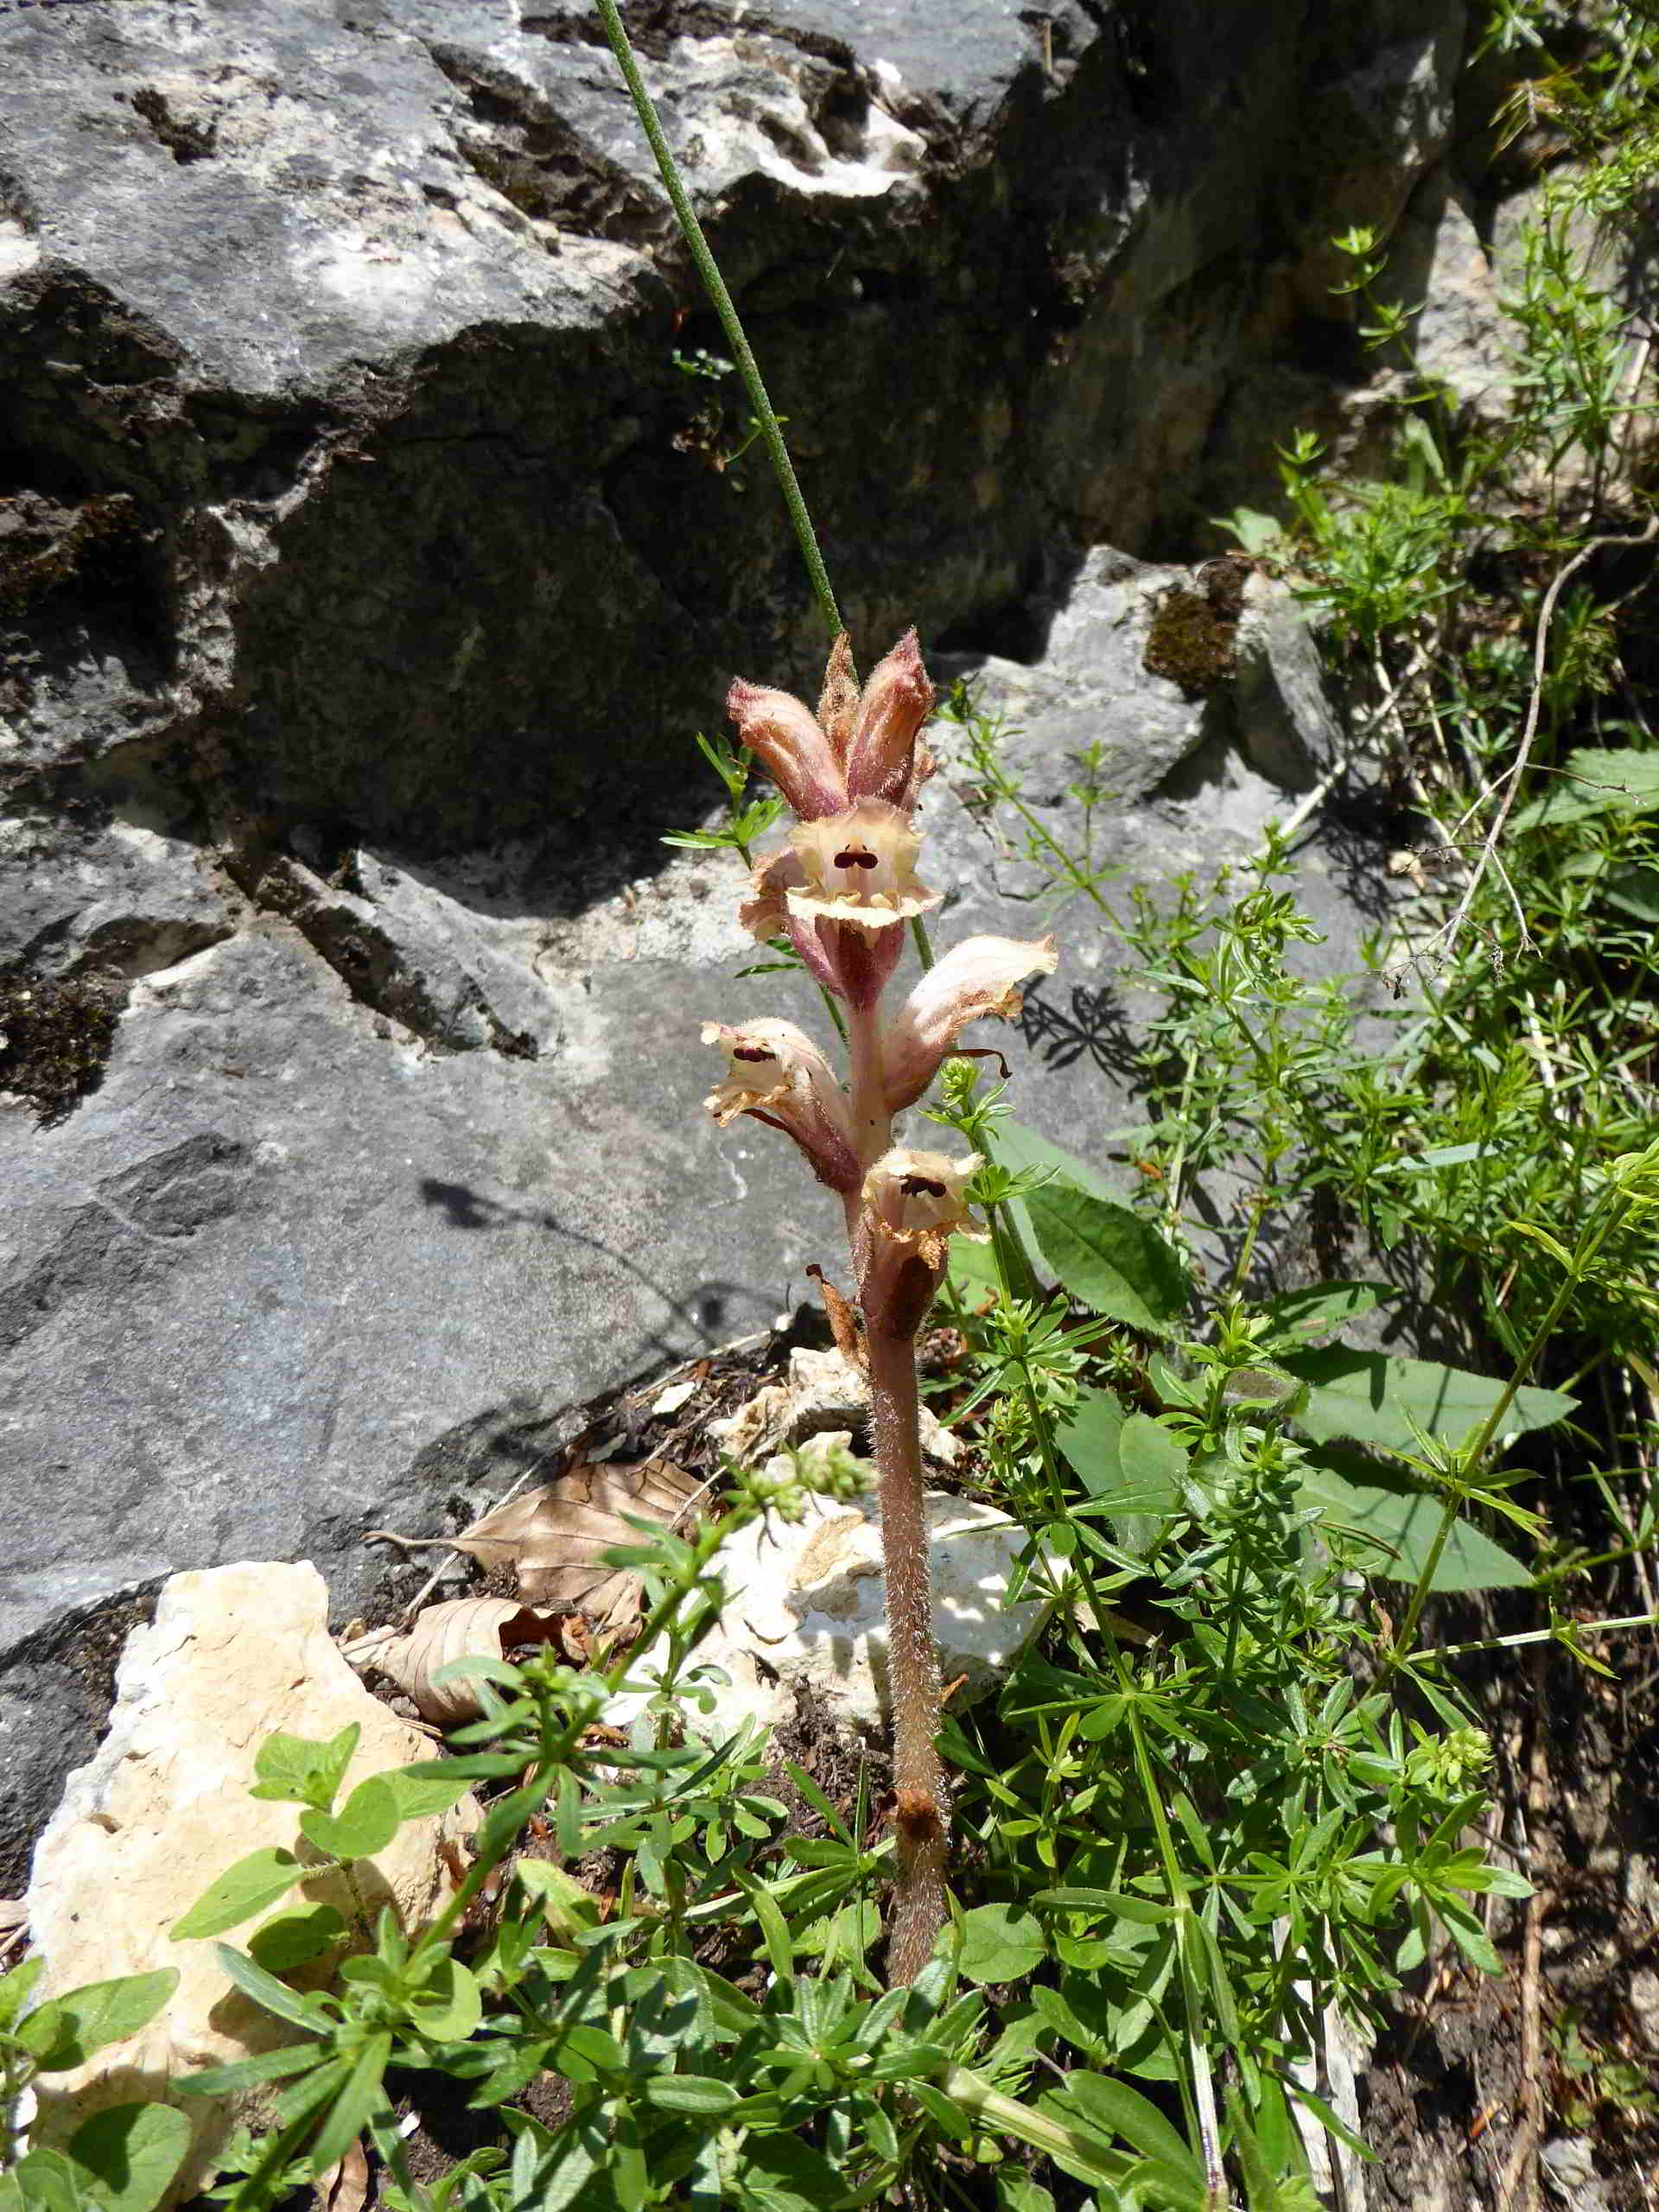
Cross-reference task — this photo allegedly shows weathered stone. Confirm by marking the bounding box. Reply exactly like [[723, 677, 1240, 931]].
[[709, 1344, 960, 1468], [23, 1561, 479, 2206], [610, 1442, 1055, 1738], [2, 0, 1467, 1872]]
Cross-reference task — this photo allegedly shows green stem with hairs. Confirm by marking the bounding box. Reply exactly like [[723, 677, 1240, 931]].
[[592, 0, 842, 643]]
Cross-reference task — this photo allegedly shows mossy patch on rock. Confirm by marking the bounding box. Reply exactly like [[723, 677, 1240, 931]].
[[1143, 554, 1256, 696], [0, 967, 124, 1122]]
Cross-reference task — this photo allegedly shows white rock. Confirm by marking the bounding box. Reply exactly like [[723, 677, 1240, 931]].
[[611, 1444, 1053, 1738], [709, 1345, 959, 1467], [24, 1562, 479, 2206]]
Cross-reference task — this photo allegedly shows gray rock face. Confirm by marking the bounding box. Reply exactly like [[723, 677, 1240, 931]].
[[2, 0, 1468, 1878]]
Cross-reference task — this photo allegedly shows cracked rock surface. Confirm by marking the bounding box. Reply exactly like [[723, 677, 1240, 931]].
[[1, 0, 1514, 1879]]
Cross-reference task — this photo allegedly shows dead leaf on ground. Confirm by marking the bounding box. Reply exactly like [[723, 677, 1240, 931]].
[[369, 1597, 566, 1724], [445, 1459, 703, 1628], [314, 2138, 370, 2212]]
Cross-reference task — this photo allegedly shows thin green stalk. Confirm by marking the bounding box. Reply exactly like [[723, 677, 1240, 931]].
[[592, 0, 842, 642], [1415, 1611, 1657, 1662], [1387, 1184, 1635, 1673]]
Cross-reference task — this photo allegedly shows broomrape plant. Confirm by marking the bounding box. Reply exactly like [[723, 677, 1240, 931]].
[[703, 632, 1057, 1982]]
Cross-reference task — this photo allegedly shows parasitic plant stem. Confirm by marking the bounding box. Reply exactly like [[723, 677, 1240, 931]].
[[866, 1319, 950, 1981]]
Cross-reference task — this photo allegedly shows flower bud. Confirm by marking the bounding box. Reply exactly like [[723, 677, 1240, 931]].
[[845, 629, 935, 805], [726, 677, 849, 821]]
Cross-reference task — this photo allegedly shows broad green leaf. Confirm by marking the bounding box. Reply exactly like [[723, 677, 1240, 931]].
[[1510, 745, 1659, 830], [1603, 862, 1659, 924], [170, 1849, 305, 1940], [0, 1954, 44, 2030], [515, 1860, 602, 1934], [1026, 1177, 1189, 1332], [1057, 2069, 1199, 2178], [741, 2131, 855, 2209], [18, 1971, 178, 2073], [408, 1959, 481, 2042], [246, 1726, 359, 1813], [1297, 1451, 1531, 1591], [3, 2149, 85, 2212], [299, 1777, 400, 1863], [1262, 1281, 1394, 1343], [67, 2104, 192, 2212], [993, 1119, 1125, 1202], [641, 2074, 740, 2114], [248, 1905, 346, 1974], [1058, 1391, 1183, 1553], [381, 1764, 474, 1821], [957, 1902, 1046, 1986], [1281, 1346, 1573, 1456]]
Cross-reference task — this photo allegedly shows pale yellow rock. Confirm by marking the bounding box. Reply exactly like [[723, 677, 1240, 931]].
[[24, 1561, 478, 2204]]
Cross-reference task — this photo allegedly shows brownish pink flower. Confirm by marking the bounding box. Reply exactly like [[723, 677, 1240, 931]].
[[855, 1146, 988, 1338], [882, 933, 1059, 1112], [845, 630, 936, 805], [701, 1018, 861, 1193], [726, 678, 849, 821]]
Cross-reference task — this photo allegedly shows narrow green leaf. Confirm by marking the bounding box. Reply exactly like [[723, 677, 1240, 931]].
[[308, 2031, 391, 2172], [213, 1944, 330, 2032], [641, 2074, 740, 2114], [1058, 2070, 1198, 2177], [177, 2044, 326, 2098]]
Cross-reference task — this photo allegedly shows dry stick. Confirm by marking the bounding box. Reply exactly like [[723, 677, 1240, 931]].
[[1408, 513, 1659, 972]]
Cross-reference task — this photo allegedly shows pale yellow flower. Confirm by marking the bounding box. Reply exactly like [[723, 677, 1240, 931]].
[[785, 799, 941, 931], [701, 1018, 861, 1192]]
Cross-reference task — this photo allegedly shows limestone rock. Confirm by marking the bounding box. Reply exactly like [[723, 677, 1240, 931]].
[[23, 1561, 479, 2205], [709, 1344, 960, 1468], [613, 1447, 1054, 1738]]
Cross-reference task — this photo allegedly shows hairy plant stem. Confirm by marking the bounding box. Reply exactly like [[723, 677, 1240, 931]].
[[866, 1318, 950, 1982], [591, 0, 842, 643]]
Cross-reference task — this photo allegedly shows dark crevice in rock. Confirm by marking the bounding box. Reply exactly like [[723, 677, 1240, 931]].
[[0, 965, 126, 1122], [124, 86, 219, 164], [426, 42, 674, 247], [0, 1581, 162, 1896], [232, 849, 539, 1060]]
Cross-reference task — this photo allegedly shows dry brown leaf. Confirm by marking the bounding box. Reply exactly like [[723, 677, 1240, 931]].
[[447, 1459, 703, 1629], [314, 2139, 371, 2212], [371, 1597, 563, 1725]]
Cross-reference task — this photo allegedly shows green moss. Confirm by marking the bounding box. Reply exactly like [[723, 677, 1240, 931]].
[[0, 969, 124, 1123]]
